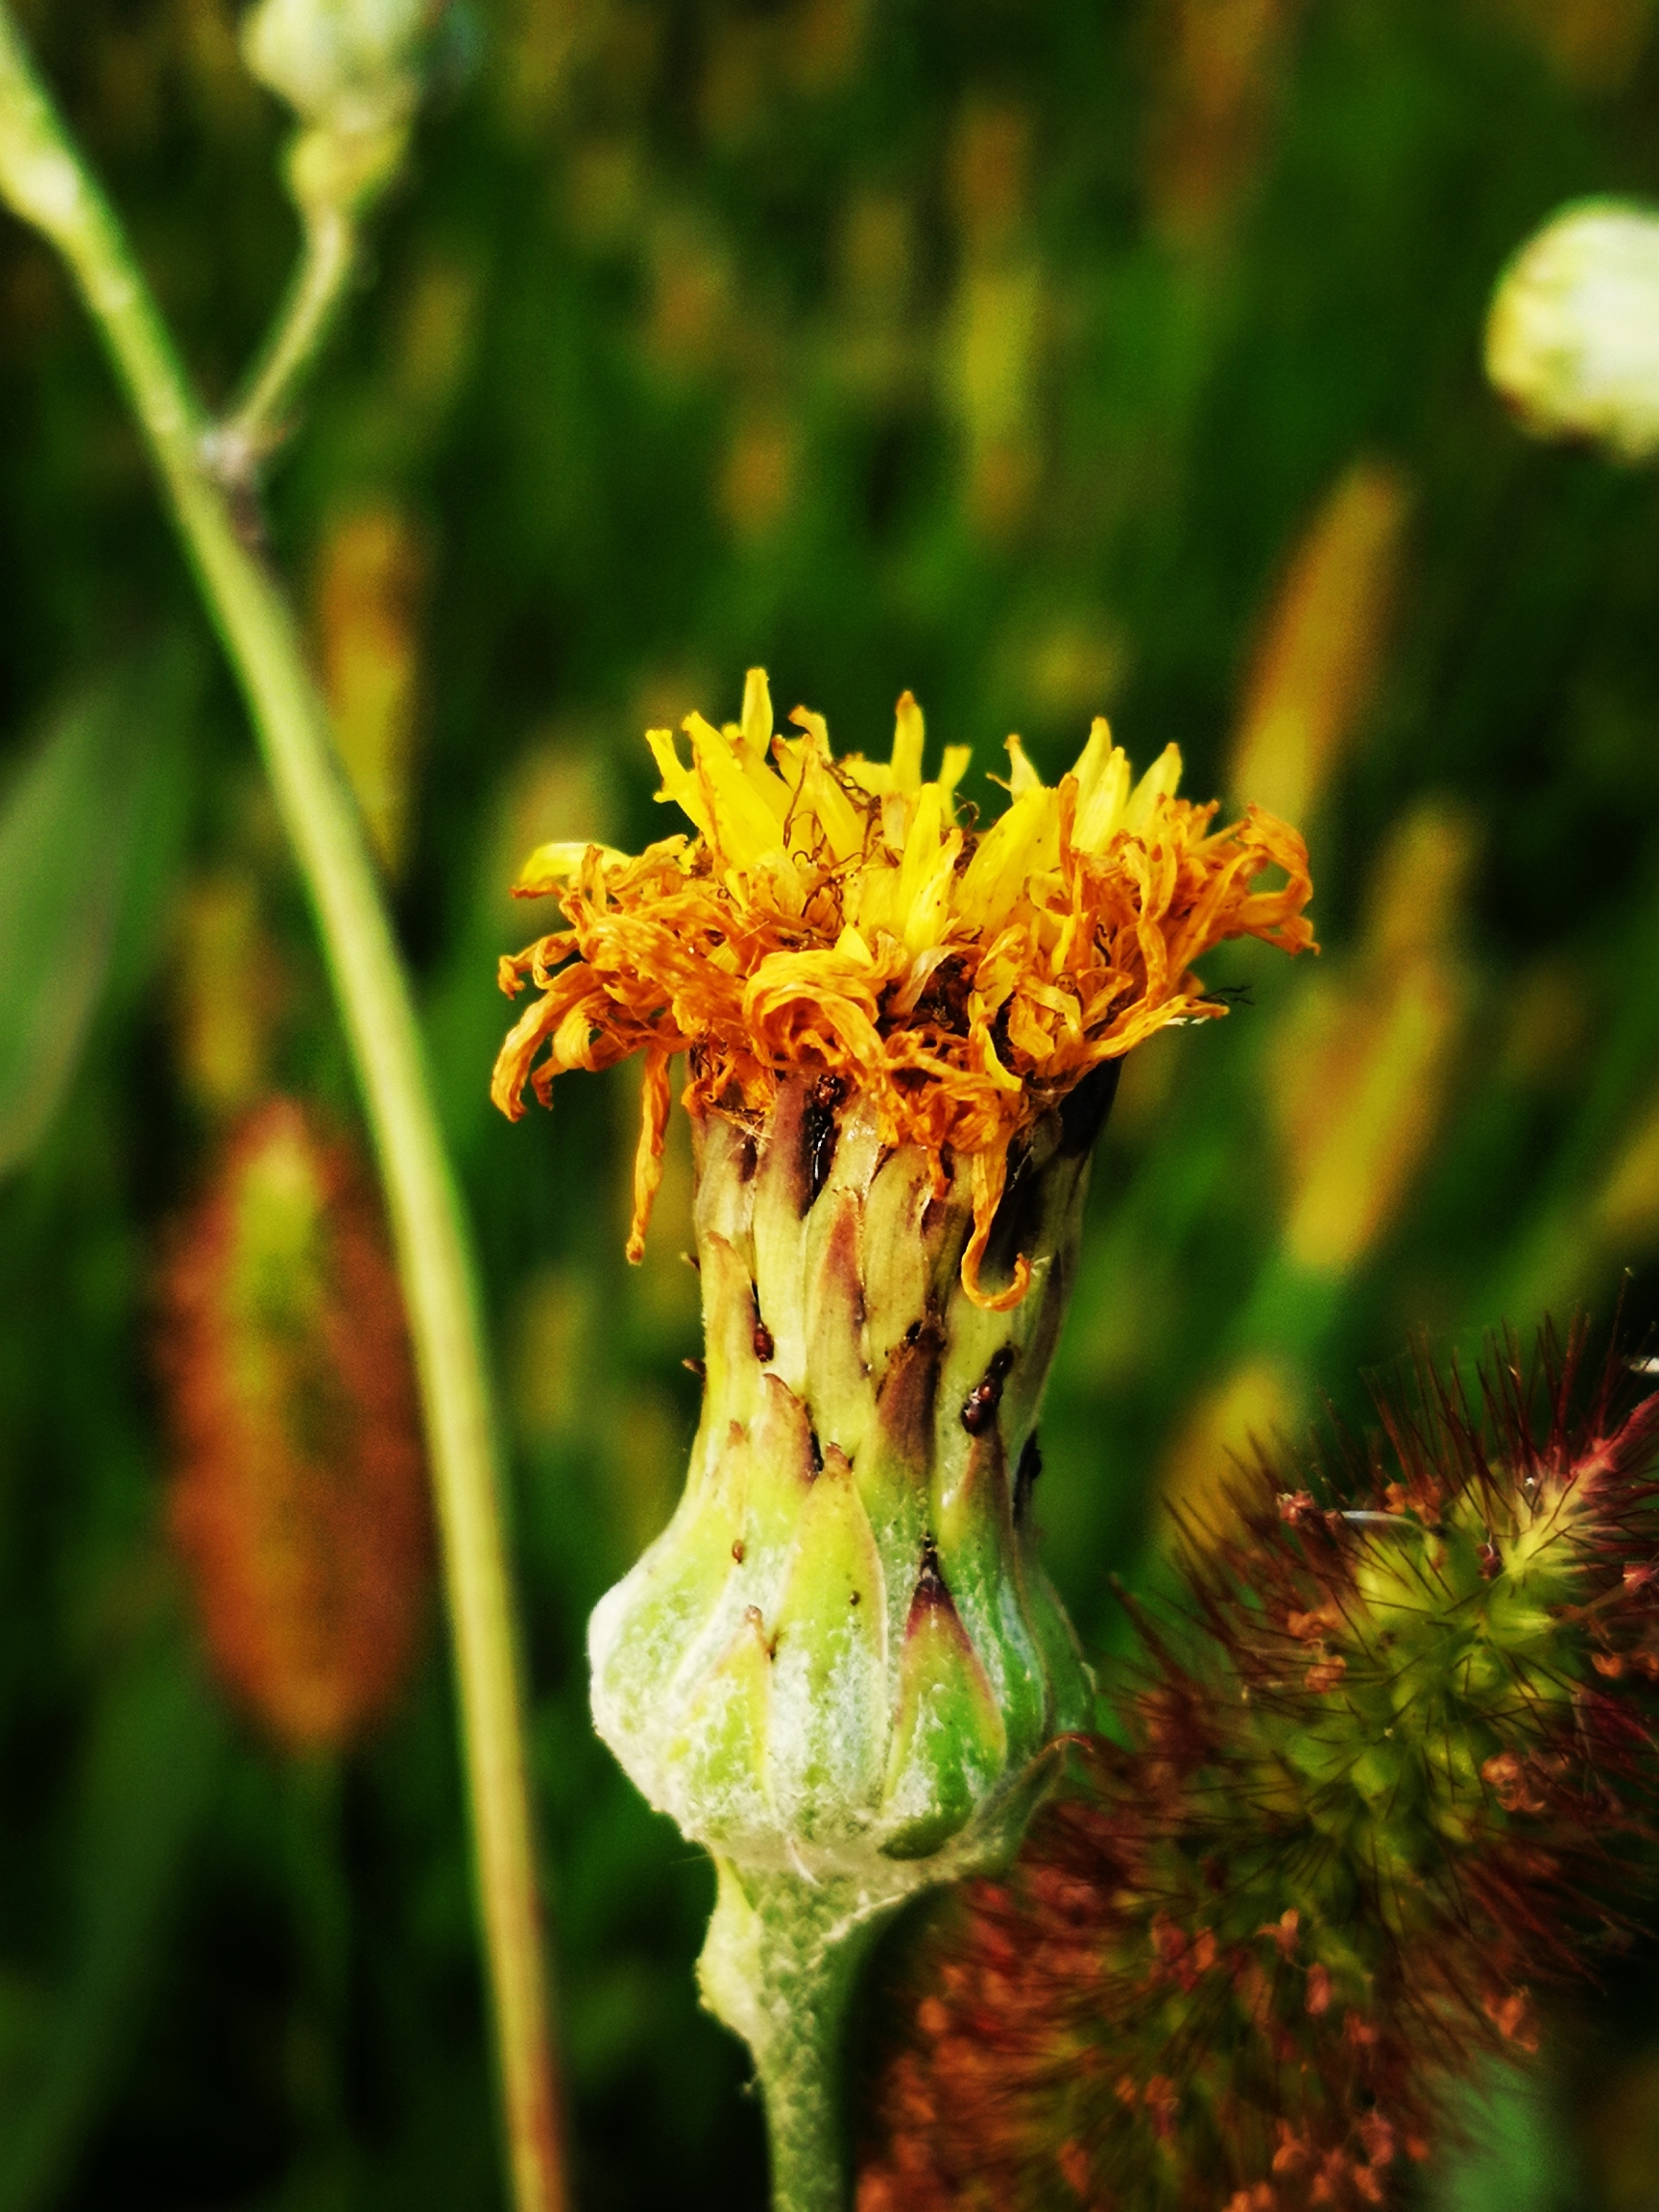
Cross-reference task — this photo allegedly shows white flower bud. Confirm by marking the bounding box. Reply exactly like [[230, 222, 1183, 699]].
[[241, 0, 434, 135], [1485, 197, 1659, 462]]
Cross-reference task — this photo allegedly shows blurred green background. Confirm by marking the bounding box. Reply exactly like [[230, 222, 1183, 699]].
[[4, 0, 1659, 2204]]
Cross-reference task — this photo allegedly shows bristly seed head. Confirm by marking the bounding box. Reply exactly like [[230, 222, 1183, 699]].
[[859, 1321, 1659, 2212]]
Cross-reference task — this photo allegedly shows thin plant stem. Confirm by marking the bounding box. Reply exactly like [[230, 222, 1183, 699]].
[[0, 20, 569, 2212], [701, 1862, 908, 2212], [210, 197, 357, 480], [761, 2006, 849, 2212]]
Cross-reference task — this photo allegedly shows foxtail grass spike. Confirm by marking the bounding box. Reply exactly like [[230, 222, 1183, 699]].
[[162, 1097, 432, 1752]]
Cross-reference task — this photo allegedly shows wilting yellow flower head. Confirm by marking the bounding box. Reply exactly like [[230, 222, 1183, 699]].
[[492, 671, 1314, 1307]]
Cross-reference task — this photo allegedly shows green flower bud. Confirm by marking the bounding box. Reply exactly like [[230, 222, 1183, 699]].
[[589, 1072, 1105, 1887]]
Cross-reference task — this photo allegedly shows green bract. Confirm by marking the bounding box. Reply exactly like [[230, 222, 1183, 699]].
[[589, 1074, 1101, 1887]]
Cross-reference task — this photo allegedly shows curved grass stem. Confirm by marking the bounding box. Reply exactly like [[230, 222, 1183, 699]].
[[210, 197, 357, 481], [0, 19, 569, 2212]]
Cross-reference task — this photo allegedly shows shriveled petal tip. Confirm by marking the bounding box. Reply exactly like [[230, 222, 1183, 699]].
[[625, 1047, 674, 1263], [891, 690, 925, 791], [959, 1149, 1032, 1312], [1235, 805, 1319, 952], [489, 1020, 537, 1122]]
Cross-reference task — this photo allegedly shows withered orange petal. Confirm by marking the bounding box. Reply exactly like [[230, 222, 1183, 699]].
[[493, 685, 1316, 1296], [626, 1046, 675, 1264]]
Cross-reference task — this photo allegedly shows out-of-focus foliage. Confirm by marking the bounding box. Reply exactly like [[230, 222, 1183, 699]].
[[0, 654, 194, 1178], [2, 0, 1659, 2205]]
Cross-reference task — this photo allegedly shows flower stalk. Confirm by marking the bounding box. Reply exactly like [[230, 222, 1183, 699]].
[[0, 17, 567, 2212], [700, 1863, 900, 2212], [210, 0, 430, 480], [209, 185, 360, 483]]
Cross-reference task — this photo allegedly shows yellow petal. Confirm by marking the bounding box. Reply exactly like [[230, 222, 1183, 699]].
[[685, 710, 793, 862], [739, 667, 774, 760], [850, 854, 901, 939], [1005, 994, 1056, 1063], [1004, 733, 1043, 798], [841, 756, 892, 795], [789, 706, 831, 755], [646, 727, 713, 839], [1071, 719, 1132, 852], [625, 1046, 673, 1263], [1070, 714, 1116, 794], [896, 782, 943, 912], [890, 690, 925, 793], [897, 785, 961, 956], [937, 744, 972, 803], [794, 742, 869, 865], [513, 839, 630, 895], [1122, 742, 1183, 833], [960, 1147, 1031, 1312], [956, 786, 1058, 932]]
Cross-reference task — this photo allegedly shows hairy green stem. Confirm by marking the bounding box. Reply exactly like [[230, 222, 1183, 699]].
[[0, 21, 568, 2212], [700, 1862, 912, 2212]]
